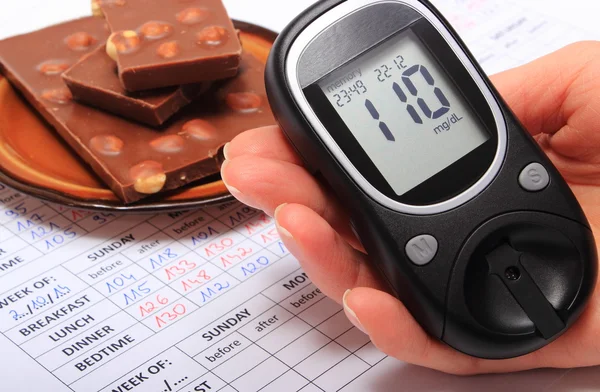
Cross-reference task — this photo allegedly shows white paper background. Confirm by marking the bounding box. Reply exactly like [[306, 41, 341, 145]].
[[1, 1, 600, 391]]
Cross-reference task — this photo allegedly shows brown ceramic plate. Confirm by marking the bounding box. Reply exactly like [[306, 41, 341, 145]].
[[0, 20, 276, 213]]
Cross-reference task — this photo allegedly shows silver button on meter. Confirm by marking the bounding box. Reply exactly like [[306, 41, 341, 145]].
[[519, 162, 550, 192], [406, 235, 438, 266]]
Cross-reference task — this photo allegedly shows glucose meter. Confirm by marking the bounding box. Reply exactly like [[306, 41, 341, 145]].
[[265, 0, 597, 359]]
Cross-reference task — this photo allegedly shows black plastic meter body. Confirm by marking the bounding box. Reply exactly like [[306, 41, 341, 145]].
[[265, 0, 598, 359]]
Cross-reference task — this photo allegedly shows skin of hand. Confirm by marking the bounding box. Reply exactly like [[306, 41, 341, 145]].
[[220, 41, 600, 375]]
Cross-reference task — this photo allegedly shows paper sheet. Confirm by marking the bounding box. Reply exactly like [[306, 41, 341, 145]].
[[1, 1, 599, 391]]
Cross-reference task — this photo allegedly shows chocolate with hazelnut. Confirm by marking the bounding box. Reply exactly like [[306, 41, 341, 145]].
[[98, 0, 242, 91], [0, 17, 274, 203], [63, 45, 209, 127]]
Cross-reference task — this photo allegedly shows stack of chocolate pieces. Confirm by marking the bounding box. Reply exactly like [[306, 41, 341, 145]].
[[0, 0, 275, 203]]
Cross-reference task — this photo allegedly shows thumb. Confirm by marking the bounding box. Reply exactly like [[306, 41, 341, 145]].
[[490, 41, 600, 175], [490, 41, 600, 138]]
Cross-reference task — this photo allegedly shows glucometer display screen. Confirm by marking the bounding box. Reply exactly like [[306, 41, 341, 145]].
[[319, 29, 490, 196]]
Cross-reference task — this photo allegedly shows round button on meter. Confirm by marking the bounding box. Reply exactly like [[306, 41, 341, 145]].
[[266, 0, 597, 359], [405, 235, 438, 266], [519, 162, 550, 192]]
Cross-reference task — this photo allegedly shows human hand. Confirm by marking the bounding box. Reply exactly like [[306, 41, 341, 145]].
[[220, 42, 600, 375]]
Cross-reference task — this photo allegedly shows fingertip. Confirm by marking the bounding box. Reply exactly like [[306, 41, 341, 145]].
[[274, 203, 293, 240], [274, 203, 288, 220], [344, 287, 400, 329], [220, 156, 340, 221], [345, 287, 426, 355], [220, 158, 232, 191], [224, 127, 264, 160], [274, 203, 319, 249], [221, 155, 269, 190], [226, 125, 303, 164], [273, 203, 377, 300], [226, 127, 265, 159], [275, 203, 336, 249], [220, 158, 260, 208], [220, 158, 231, 184], [349, 287, 419, 339], [343, 289, 367, 334], [222, 142, 231, 160]]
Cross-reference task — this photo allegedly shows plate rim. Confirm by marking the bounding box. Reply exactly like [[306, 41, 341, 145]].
[[0, 19, 277, 213]]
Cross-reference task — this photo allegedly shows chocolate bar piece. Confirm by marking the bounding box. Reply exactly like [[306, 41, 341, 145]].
[[63, 45, 208, 126], [98, 0, 242, 91], [0, 17, 275, 203]]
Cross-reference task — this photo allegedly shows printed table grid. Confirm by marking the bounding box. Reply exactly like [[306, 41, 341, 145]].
[[0, 186, 384, 392]]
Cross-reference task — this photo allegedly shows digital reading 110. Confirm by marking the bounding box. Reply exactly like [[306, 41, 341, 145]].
[[328, 52, 460, 141]]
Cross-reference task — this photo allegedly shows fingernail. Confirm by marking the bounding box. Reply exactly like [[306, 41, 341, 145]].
[[343, 289, 367, 334], [274, 203, 294, 240], [223, 142, 231, 160], [221, 160, 250, 204]]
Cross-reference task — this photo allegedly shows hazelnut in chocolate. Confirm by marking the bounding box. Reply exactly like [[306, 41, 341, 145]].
[[98, 0, 242, 91]]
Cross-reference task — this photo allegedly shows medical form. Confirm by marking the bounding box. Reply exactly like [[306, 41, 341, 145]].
[[0, 1, 598, 391]]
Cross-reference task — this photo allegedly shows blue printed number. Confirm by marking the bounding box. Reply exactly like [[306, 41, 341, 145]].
[[241, 256, 270, 277]]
